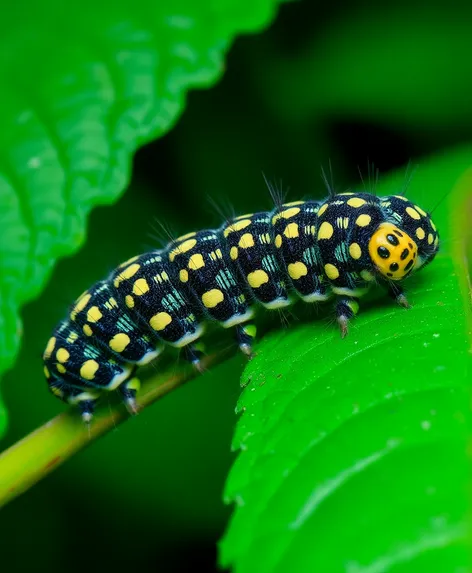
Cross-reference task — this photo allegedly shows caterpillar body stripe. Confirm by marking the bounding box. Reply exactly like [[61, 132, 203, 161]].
[[43, 191, 439, 422]]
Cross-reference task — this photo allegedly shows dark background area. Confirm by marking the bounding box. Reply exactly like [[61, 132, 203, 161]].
[[2, 1, 472, 571]]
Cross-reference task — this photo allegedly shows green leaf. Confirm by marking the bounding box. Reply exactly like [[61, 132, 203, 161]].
[[0, 0, 282, 437], [220, 147, 472, 572]]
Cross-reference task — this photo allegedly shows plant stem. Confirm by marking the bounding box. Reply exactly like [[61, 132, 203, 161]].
[[0, 348, 233, 508]]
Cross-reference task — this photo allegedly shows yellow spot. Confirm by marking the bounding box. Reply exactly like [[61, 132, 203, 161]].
[[395, 195, 408, 201], [434, 236, 439, 248], [235, 213, 254, 220], [209, 249, 222, 260], [224, 219, 251, 237], [283, 223, 299, 238], [414, 205, 427, 217], [283, 201, 304, 207], [431, 221, 437, 232], [275, 234, 282, 248], [324, 263, 339, 280], [406, 206, 421, 220], [43, 366, 50, 379], [416, 227, 425, 240], [67, 331, 79, 344], [247, 270, 269, 288], [116, 263, 141, 286], [339, 192, 354, 196], [87, 306, 103, 323], [179, 269, 189, 283], [428, 233, 434, 244], [56, 348, 70, 363], [108, 297, 118, 308], [347, 197, 366, 208], [150, 312, 172, 331], [176, 231, 196, 242], [83, 324, 93, 336], [349, 243, 362, 260], [125, 295, 134, 308], [51, 386, 65, 398], [161, 271, 169, 281], [56, 364, 66, 374], [271, 207, 300, 224], [133, 278, 150, 296], [239, 233, 255, 248], [70, 293, 91, 319], [118, 255, 139, 268], [317, 203, 328, 216], [230, 246, 238, 260], [169, 239, 197, 261], [360, 270, 375, 281], [201, 289, 225, 308], [280, 206, 301, 219], [188, 253, 205, 270], [318, 221, 334, 240], [109, 333, 131, 353], [80, 359, 99, 381], [355, 214, 371, 227], [336, 217, 349, 229], [178, 238, 198, 252], [44, 337, 56, 359], [288, 262, 308, 280]]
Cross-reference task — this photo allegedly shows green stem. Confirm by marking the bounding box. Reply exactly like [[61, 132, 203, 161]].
[[0, 348, 233, 508]]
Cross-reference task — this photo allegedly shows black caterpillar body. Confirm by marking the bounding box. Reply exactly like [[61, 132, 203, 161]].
[[43, 191, 439, 422]]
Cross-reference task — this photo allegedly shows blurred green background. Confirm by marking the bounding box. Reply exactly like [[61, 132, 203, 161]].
[[1, 1, 472, 571]]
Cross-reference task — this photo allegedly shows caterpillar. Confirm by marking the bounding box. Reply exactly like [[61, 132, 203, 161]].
[[43, 189, 439, 423]]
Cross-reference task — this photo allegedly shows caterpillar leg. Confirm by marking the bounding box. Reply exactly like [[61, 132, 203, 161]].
[[118, 377, 141, 415], [335, 297, 359, 339], [77, 399, 98, 425], [235, 323, 257, 358], [183, 342, 206, 373], [48, 379, 100, 424], [388, 282, 411, 309]]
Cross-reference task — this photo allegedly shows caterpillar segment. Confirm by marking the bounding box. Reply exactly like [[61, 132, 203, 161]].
[[223, 211, 291, 309], [168, 229, 254, 329], [43, 278, 161, 421], [43, 191, 439, 422], [271, 201, 331, 302]]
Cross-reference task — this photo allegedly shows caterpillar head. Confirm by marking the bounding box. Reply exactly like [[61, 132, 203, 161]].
[[369, 197, 439, 281]]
